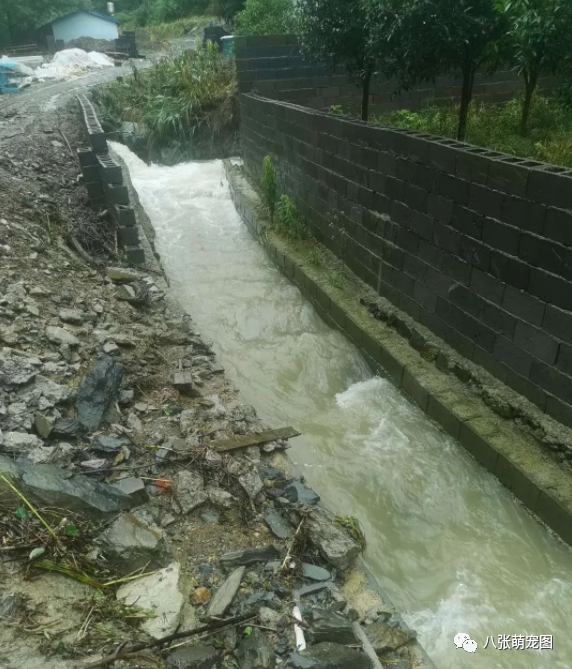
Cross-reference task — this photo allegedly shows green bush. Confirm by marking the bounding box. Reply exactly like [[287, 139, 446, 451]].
[[91, 41, 237, 161], [235, 0, 297, 36], [276, 195, 306, 238]]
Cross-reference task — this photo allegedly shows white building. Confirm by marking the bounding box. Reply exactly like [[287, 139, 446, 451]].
[[48, 10, 120, 44]]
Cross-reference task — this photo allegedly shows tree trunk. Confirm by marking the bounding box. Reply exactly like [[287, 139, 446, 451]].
[[457, 62, 475, 142], [520, 70, 539, 136], [361, 69, 372, 122]]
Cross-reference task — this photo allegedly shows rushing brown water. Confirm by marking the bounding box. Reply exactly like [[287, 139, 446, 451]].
[[113, 144, 572, 669]]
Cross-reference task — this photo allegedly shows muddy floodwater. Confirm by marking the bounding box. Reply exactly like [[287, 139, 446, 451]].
[[112, 143, 572, 669]]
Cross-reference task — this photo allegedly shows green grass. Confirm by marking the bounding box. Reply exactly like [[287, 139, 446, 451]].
[[92, 41, 237, 162], [373, 95, 572, 168]]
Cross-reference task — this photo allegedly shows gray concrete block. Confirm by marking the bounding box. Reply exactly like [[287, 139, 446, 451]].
[[125, 247, 145, 265], [459, 419, 500, 472], [118, 226, 139, 246], [427, 394, 462, 439]]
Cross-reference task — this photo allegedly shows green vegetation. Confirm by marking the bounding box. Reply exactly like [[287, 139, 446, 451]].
[[0, 0, 80, 46], [92, 41, 237, 162], [375, 94, 572, 168], [235, 0, 297, 36], [298, 0, 373, 121], [297, 0, 572, 139], [276, 194, 306, 238], [260, 155, 278, 222]]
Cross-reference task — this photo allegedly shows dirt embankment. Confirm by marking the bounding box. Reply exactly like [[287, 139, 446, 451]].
[[0, 94, 426, 669]]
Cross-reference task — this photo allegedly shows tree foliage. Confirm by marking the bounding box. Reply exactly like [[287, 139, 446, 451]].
[[235, 0, 296, 36], [298, 0, 374, 121], [0, 0, 86, 42], [497, 0, 572, 134], [368, 0, 509, 141]]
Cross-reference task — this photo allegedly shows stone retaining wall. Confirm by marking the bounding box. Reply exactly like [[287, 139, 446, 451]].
[[77, 94, 145, 265], [235, 35, 557, 116], [240, 93, 572, 430]]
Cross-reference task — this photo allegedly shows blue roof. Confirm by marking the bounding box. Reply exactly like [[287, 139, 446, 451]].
[[52, 10, 121, 26]]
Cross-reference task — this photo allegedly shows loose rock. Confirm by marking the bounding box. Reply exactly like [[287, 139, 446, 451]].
[[166, 644, 221, 669], [117, 562, 184, 639], [98, 512, 172, 574], [311, 609, 356, 645], [46, 326, 80, 347], [207, 566, 245, 618], [221, 546, 280, 568], [365, 622, 416, 655], [264, 507, 292, 540], [75, 354, 123, 432], [306, 508, 361, 571], [174, 470, 208, 513], [237, 627, 276, 669]]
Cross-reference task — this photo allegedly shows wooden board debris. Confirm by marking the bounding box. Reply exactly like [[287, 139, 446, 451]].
[[212, 427, 301, 453]]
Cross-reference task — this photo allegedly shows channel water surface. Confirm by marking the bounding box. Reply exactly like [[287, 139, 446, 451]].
[[112, 144, 572, 669]]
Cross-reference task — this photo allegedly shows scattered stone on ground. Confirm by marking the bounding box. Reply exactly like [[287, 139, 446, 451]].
[[75, 354, 123, 432], [98, 512, 172, 573], [166, 644, 221, 669], [221, 546, 281, 568], [207, 566, 245, 618], [311, 609, 356, 645], [236, 627, 276, 668], [117, 562, 184, 639], [174, 470, 208, 513], [264, 506, 293, 540], [287, 642, 373, 669], [365, 621, 417, 655]]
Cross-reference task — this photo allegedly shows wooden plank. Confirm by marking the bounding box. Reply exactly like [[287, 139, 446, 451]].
[[212, 427, 301, 452]]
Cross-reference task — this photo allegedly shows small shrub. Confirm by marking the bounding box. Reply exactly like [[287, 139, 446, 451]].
[[260, 156, 277, 222], [235, 0, 298, 36], [276, 194, 306, 238]]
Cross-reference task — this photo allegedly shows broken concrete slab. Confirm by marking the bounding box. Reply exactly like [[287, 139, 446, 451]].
[[98, 513, 172, 574], [306, 508, 361, 571], [172, 371, 201, 397], [75, 354, 123, 433], [207, 566, 245, 618], [173, 470, 208, 513], [117, 562, 184, 639]]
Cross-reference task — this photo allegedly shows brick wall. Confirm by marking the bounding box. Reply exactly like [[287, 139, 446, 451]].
[[235, 35, 557, 116], [240, 92, 572, 428]]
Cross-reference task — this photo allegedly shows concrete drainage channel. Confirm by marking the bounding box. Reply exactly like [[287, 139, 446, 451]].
[[76, 94, 145, 265], [68, 101, 438, 667]]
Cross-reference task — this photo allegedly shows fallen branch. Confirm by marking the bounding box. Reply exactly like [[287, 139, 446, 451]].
[[280, 519, 305, 572], [83, 612, 255, 668], [58, 128, 75, 159]]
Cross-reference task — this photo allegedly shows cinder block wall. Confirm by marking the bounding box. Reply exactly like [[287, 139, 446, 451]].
[[240, 93, 572, 428], [235, 35, 557, 115]]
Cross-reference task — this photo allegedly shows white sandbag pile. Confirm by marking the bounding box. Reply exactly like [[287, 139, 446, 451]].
[[36, 48, 114, 81]]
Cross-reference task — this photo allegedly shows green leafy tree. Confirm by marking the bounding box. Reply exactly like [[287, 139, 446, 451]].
[[298, 0, 374, 121], [235, 0, 296, 36], [368, 0, 509, 141], [497, 0, 572, 135], [209, 0, 246, 22]]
